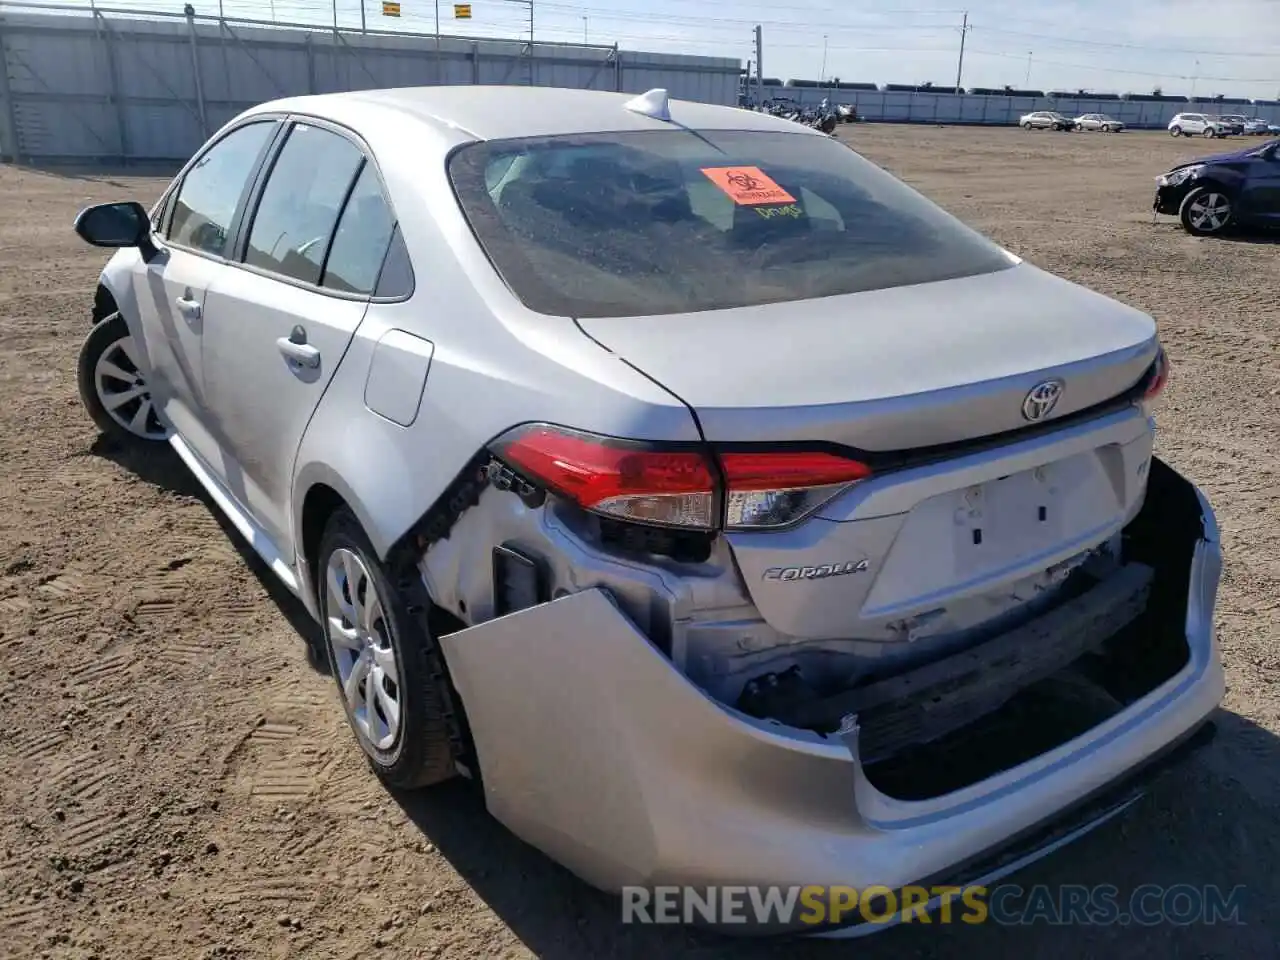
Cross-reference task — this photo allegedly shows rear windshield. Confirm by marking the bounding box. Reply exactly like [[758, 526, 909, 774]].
[[447, 129, 1013, 318]]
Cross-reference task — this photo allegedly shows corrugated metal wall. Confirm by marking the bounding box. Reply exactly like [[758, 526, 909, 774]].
[[0, 6, 741, 163], [756, 86, 1280, 129]]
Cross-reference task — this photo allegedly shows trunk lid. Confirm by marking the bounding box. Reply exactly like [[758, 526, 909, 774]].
[[576, 262, 1157, 451], [578, 263, 1159, 644]]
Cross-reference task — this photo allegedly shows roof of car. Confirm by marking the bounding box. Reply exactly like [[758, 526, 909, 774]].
[[246, 85, 814, 142]]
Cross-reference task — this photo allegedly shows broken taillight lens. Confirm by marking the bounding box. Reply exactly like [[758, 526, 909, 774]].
[[720, 450, 873, 529], [490, 425, 874, 532], [491, 425, 718, 529], [1140, 346, 1170, 415]]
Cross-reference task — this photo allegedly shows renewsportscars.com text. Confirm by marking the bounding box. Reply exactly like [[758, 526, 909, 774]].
[[622, 883, 1246, 927]]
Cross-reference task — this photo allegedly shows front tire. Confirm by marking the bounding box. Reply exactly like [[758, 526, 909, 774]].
[[1179, 185, 1233, 236], [1169, 125, 1182, 137], [1101, 124, 1112, 132], [77, 312, 168, 445], [1022, 121, 1033, 130], [318, 508, 461, 789], [1203, 127, 1216, 138]]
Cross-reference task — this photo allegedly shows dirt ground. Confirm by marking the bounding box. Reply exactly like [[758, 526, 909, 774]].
[[1, 123, 1279, 960]]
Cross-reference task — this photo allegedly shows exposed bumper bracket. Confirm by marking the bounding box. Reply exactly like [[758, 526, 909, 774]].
[[754, 563, 1154, 760]]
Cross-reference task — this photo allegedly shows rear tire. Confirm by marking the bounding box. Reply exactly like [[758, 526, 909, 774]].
[[1101, 124, 1112, 132], [318, 508, 462, 789]]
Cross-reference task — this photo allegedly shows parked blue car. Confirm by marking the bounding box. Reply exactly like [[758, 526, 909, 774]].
[[1153, 139, 1280, 235], [1244, 117, 1280, 136]]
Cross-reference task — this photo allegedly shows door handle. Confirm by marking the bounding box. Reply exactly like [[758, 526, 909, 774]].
[[276, 336, 321, 369], [175, 295, 202, 320]]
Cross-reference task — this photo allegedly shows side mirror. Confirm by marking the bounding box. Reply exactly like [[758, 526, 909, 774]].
[[73, 201, 159, 260]]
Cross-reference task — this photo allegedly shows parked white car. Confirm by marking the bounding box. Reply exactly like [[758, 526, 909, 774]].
[[1074, 113, 1125, 132], [1168, 113, 1227, 138]]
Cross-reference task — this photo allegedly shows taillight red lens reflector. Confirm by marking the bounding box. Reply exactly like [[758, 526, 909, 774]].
[[719, 450, 874, 491], [492, 425, 717, 529], [1143, 347, 1170, 402]]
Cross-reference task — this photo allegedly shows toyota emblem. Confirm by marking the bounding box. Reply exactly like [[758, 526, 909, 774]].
[[1022, 379, 1065, 422]]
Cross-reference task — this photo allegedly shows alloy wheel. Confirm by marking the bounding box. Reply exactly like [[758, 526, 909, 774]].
[[324, 548, 402, 751], [94, 335, 167, 440], [1187, 192, 1231, 233]]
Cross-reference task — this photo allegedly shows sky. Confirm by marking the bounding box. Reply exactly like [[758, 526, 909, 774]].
[[48, 0, 1280, 99]]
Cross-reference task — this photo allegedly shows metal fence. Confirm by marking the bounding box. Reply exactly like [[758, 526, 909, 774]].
[[758, 85, 1280, 130], [0, 2, 741, 163]]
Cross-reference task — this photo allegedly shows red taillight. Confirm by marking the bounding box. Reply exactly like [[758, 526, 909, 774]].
[[491, 426, 874, 532], [492, 425, 718, 529], [721, 450, 873, 529], [720, 451, 874, 490], [1143, 347, 1170, 404]]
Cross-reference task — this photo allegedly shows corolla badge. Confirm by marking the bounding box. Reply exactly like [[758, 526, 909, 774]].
[[763, 559, 869, 582], [1021, 378, 1065, 422]]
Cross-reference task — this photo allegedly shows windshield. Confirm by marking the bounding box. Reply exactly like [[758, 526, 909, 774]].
[[447, 129, 1013, 318]]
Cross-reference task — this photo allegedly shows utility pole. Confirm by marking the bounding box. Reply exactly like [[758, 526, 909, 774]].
[[754, 24, 763, 106], [582, 16, 588, 43], [954, 11, 969, 94], [1025, 51, 1032, 87], [820, 34, 828, 91], [499, 0, 534, 84], [434, 0, 441, 84]]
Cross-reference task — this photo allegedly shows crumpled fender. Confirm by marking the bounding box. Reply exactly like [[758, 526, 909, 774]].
[[439, 588, 859, 891]]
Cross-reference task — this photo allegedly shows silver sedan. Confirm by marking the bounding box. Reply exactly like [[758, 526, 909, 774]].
[[1075, 113, 1126, 132], [70, 85, 1221, 935]]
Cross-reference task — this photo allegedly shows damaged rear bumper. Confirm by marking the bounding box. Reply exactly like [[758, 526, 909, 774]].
[[437, 473, 1224, 933]]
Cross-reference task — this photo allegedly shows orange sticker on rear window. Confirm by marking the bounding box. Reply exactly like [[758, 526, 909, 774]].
[[700, 166, 796, 206]]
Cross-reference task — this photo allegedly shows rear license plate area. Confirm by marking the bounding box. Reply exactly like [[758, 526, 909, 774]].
[[953, 465, 1064, 566]]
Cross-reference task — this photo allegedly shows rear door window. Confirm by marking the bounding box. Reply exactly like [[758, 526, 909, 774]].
[[243, 123, 365, 285], [448, 129, 1013, 318], [321, 163, 398, 296]]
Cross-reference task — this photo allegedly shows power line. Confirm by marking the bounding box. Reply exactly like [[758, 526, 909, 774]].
[[967, 47, 1280, 85], [45, 0, 1280, 91], [973, 24, 1280, 59], [535, 1, 959, 34]]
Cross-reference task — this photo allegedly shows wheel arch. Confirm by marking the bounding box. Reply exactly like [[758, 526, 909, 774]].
[[92, 283, 118, 324], [299, 480, 350, 611], [1188, 174, 1242, 199], [292, 467, 388, 614]]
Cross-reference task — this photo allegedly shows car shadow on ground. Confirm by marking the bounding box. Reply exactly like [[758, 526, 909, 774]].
[[88, 434, 328, 674], [390, 707, 1280, 960], [1220, 230, 1280, 245]]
